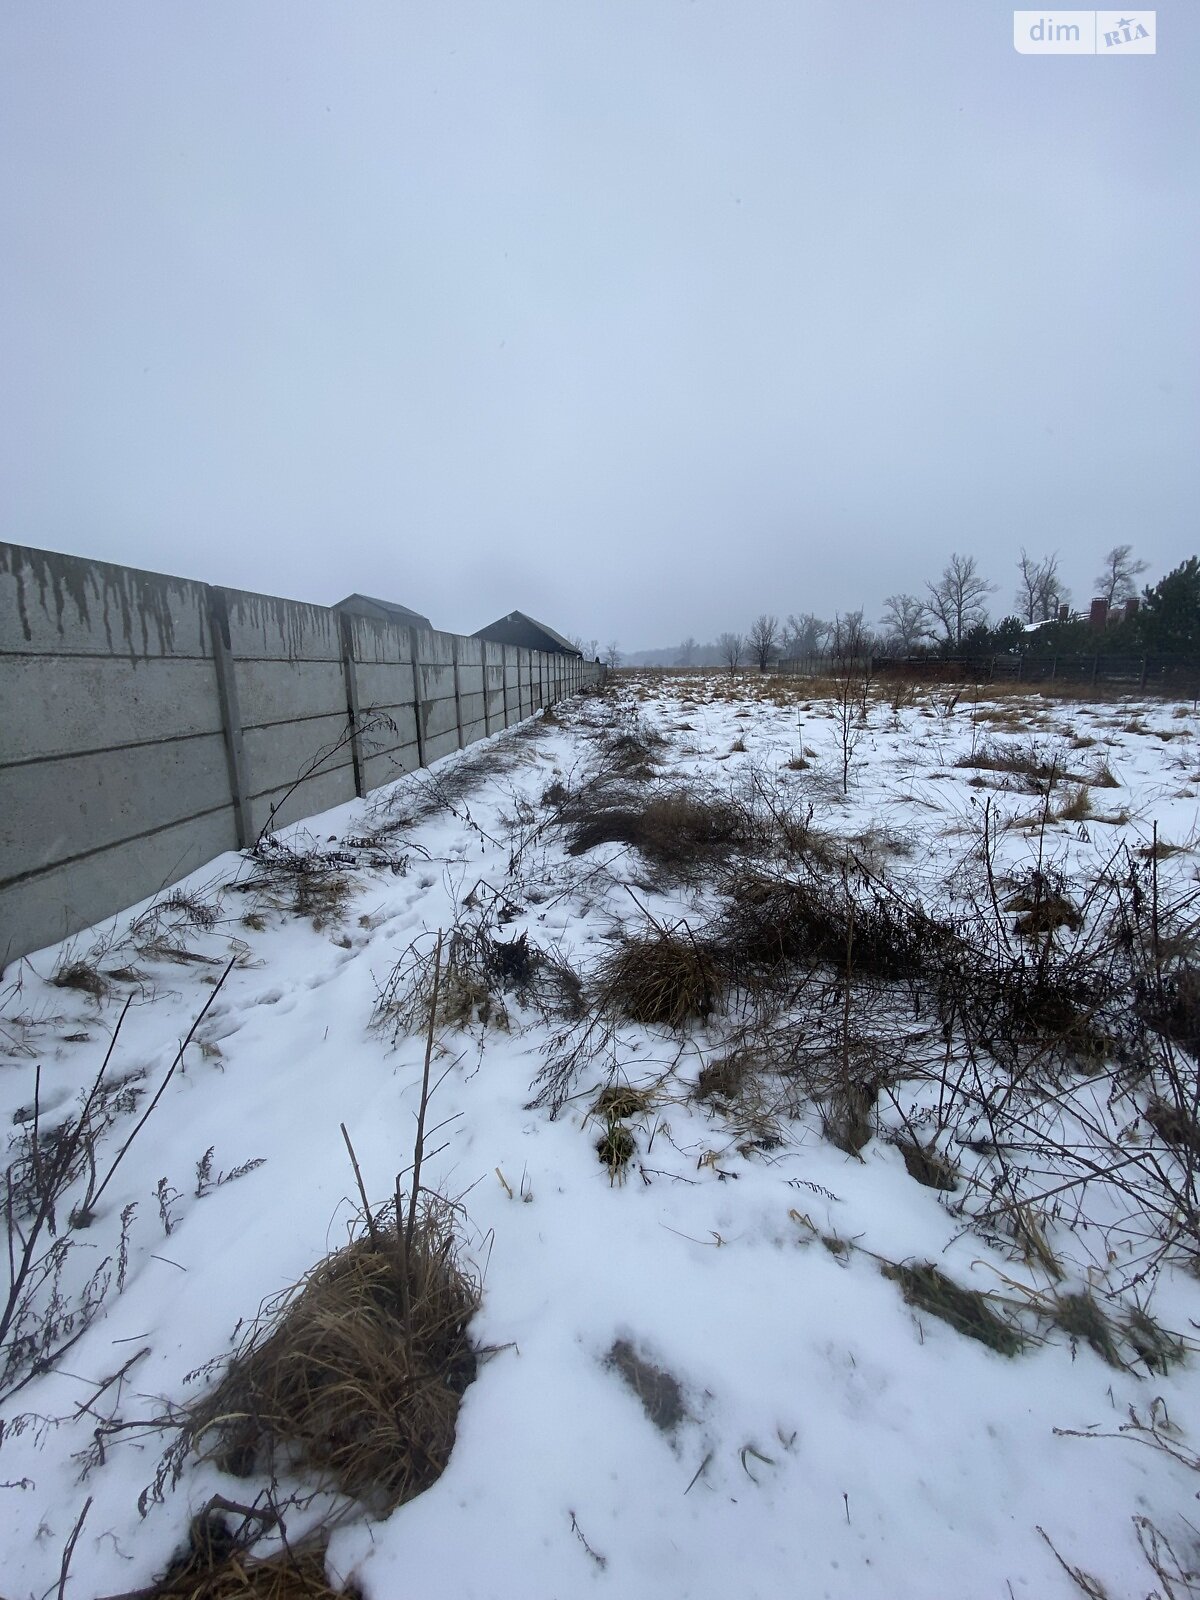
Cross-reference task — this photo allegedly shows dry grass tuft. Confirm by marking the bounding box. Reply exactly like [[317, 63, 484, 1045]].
[[893, 1136, 959, 1191], [605, 1338, 686, 1433], [51, 959, 110, 999], [592, 1084, 653, 1120], [1051, 1292, 1121, 1366], [955, 740, 1085, 791], [1138, 838, 1186, 861], [597, 725, 666, 780], [1121, 1305, 1187, 1374], [1145, 1096, 1200, 1157], [1056, 784, 1093, 822], [186, 1205, 479, 1515], [565, 790, 752, 878], [291, 874, 355, 931], [144, 1514, 348, 1599], [821, 1075, 880, 1155], [595, 1119, 636, 1179], [597, 924, 726, 1029], [1006, 881, 1083, 937], [694, 1053, 747, 1104], [885, 1262, 1024, 1356], [1139, 965, 1200, 1056], [1089, 760, 1121, 789]]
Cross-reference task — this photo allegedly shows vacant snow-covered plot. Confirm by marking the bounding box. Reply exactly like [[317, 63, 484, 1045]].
[[3, 671, 1200, 1600]]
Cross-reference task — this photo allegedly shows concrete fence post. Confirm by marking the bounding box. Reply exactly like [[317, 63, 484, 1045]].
[[408, 627, 427, 768], [501, 644, 511, 727], [338, 610, 367, 799], [451, 634, 465, 749], [207, 588, 252, 849]]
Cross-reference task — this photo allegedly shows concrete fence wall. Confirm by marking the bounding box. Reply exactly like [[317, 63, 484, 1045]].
[[0, 542, 603, 964]]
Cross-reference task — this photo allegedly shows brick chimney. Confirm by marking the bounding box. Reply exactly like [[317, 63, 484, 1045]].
[[1089, 598, 1109, 630], [1123, 594, 1140, 621], [1058, 603, 1070, 623]]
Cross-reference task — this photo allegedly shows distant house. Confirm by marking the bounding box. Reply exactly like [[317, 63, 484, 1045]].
[[472, 610, 582, 656], [335, 592, 433, 631]]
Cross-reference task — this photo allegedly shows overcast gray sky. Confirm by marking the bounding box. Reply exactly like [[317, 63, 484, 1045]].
[[2, 2, 1197, 651]]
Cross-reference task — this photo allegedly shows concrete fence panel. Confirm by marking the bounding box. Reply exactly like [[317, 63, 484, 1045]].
[[0, 545, 239, 960], [217, 586, 357, 840], [456, 636, 488, 745], [483, 640, 507, 732], [1, 540, 594, 964], [414, 629, 460, 764], [341, 612, 422, 791]]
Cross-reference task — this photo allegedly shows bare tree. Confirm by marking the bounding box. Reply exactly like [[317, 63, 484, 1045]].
[[747, 613, 780, 673], [603, 640, 622, 670], [1016, 551, 1041, 624], [925, 554, 996, 647], [717, 631, 744, 675], [879, 593, 929, 653], [676, 636, 698, 667], [1016, 550, 1070, 624], [828, 612, 873, 793], [782, 612, 830, 659], [1095, 544, 1148, 607]]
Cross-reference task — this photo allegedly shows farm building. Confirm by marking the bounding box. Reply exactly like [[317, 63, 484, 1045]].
[[335, 592, 433, 630], [472, 609, 582, 655]]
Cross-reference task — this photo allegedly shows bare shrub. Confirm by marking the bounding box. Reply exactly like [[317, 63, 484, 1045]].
[[3, 968, 234, 1401], [718, 871, 935, 984], [238, 837, 362, 932], [599, 727, 665, 780], [376, 921, 582, 1039]]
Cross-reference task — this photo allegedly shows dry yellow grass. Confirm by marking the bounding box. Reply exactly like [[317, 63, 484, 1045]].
[[186, 1207, 479, 1516]]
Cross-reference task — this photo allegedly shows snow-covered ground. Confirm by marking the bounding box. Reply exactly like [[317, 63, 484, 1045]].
[[4, 671, 1200, 1600]]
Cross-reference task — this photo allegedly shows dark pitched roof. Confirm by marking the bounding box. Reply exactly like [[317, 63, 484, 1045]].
[[335, 592, 433, 631], [472, 609, 582, 655]]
